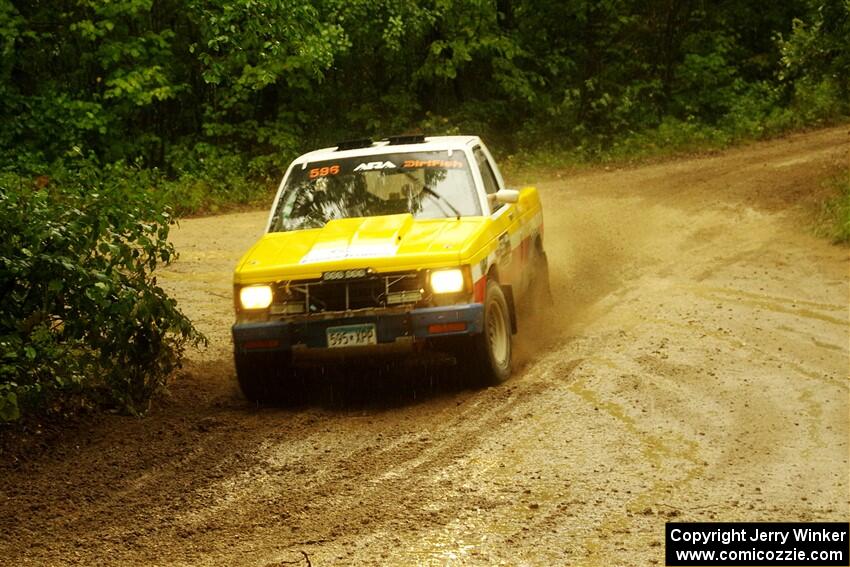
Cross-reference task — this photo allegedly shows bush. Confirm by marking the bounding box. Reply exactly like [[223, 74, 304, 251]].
[[0, 163, 204, 420], [162, 143, 278, 215]]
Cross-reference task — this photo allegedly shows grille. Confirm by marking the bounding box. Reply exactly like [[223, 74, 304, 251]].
[[274, 271, 426, 314]]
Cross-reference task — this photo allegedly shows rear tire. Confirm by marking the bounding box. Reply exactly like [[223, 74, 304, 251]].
[[460, 280, 513, 386], [234, 350, 297, 405]]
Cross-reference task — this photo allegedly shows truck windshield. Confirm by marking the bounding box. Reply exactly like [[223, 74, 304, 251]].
[[269, 151, 480, 232]]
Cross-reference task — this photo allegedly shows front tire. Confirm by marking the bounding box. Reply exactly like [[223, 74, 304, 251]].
[[461, 280, 513, 386], [234, 350, 297, 405]]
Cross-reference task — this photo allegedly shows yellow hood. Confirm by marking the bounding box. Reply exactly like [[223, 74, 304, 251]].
[[234, 214, 489, 284]]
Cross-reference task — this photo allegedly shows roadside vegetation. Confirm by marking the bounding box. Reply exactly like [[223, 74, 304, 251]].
[[0, 0, 847, 421], [0, 163, 204, 422], [3, 1, 849, 209], [816, 169, 850, 244]]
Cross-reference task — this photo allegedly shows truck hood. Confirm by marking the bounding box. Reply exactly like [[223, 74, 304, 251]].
[[235, 214, 489, 283]]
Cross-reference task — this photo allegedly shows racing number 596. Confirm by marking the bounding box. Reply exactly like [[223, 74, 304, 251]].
[[309, 165, 340, 179]]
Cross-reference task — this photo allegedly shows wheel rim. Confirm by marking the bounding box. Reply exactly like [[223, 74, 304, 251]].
[[487, 299, 509, 367]]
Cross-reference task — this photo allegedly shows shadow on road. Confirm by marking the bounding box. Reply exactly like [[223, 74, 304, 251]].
[[235, 359, 480, 413]]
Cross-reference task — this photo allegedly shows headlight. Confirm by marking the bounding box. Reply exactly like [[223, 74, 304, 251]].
[[430, 269, 465, 294], [240, 285, 273, 309]]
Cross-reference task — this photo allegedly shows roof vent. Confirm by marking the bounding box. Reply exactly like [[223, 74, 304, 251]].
[[385, 134, 426, 145], [335, 138, 373, 151]]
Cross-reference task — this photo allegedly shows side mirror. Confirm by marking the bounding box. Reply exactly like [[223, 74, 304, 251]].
[[489, 188, 519, 204]]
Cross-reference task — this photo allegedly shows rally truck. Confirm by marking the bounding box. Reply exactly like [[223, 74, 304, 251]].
[[232, 135, 549, 401]]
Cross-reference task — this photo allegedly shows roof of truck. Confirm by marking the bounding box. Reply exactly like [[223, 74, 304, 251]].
[[293, 135, 482, 165]]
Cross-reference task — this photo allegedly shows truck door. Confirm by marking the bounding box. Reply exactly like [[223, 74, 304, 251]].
[[473, 145, 525, 290]]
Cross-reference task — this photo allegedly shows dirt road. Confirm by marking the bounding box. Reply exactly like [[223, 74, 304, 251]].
[[1, 127, 848, 566]]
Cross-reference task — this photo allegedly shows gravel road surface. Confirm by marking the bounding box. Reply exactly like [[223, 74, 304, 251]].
[[2, 127, 848, 566]]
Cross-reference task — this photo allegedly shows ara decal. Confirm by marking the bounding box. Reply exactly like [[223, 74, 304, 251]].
[[354, 161, 397, 172]]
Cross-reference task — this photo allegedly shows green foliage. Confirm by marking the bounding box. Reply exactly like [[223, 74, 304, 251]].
[[162, 143, 275, 214], [778, 1, 850, 95], [0, 0, 848, 207], [0, 164, 204, 420], [774, 1, 850, 128]]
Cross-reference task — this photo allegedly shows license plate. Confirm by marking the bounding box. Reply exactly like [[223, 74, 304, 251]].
[[326, 324, 377, 348]]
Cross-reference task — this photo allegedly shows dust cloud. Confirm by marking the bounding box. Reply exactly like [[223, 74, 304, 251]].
[[515, 189, 663, 365]]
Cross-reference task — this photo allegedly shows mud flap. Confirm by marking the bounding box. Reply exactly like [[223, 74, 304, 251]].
[[502, 284, 518, 334]]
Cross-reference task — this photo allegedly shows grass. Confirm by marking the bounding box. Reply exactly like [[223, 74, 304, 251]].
[[815, 169, 850, 245], [499, 78, 850, 182]]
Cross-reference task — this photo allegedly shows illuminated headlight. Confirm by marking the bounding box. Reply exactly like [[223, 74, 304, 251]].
[[430, 269, 465, 294], [239, 285, 273, 309]]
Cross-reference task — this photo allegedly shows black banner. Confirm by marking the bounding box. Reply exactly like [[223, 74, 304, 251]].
[[666, 522, 849, 566]]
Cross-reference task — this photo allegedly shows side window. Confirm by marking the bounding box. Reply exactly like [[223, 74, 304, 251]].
[[473, 147, 501, 207]]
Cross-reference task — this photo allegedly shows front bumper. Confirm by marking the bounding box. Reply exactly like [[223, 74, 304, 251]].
[[232, 304, 484, 355]]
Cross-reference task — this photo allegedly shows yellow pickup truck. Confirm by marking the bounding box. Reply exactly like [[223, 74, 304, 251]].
[[232, 135, 548, 401]]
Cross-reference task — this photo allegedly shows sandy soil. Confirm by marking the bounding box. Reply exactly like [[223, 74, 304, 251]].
[[1, 127, 848, 566]]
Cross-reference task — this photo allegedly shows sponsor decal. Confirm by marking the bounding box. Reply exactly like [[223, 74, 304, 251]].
[[300, 243, 400, 264], [353, 161, 397, 172], [497, 232, 512, 266], [401, 159, 464, 169]]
